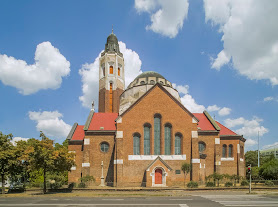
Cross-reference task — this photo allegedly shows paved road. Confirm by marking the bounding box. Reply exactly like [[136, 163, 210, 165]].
[[0, 195, 277, 207]]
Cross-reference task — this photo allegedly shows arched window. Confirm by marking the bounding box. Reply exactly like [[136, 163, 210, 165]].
[[118, 67, 120, 76], [154, 114, 161, 155], [198, 141, 206, 154], [228, 144, 233, 157], [164, 124, 172, 155], [150, 80, 155, 85], [133, 133, 140, 155], [222, 144, 227, 157], [109, 83, 113, 112], [175, 133, 182, 155], [109, 66, 113, 74], [144, 124, 151, 155], [140, 81, 145, 85]]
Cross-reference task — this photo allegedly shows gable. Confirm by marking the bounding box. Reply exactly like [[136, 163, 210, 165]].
[[146, 156, 172, 171]]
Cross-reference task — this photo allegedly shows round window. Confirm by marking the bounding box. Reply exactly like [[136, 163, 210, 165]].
[[198, 142, 206, 154], [100, 142, 109, 152]]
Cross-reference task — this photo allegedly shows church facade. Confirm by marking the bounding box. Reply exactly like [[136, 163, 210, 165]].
[[67, 32, 246, 187]]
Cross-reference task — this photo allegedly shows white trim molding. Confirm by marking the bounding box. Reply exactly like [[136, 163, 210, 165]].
[[116, 117, 122, 123], [240, 158, 244, 162], [116, 131, 123, 138], [128, 155, 186, 161], [192, 117, 198, 123], [70, 166, 76, 170], [82, 163, 90, 167], [221, 157, 234, 161], [84, 138, 90, 145], [151, 166, 167, 187], [114, 159, 123, 164], [191, 131, 198, 138], [215, 138, 220, 144], [191, 159, 200, 163], [215, 161, 221, 165], [237, 144, 240, 153]]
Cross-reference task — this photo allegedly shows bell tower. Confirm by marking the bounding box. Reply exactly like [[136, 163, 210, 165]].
[[98, 30, 125, 113]]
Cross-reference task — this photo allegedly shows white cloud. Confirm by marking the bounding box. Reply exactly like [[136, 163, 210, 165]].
[[207, 104, 220, 112], [263, 96, 274, 102], [245, 139, 257, 147], [262, 142, 278, 150], [204, 0, 278, 85], [79, 41, 142, 109], [135, 0, 189, 38], [11, 137, 29, 146], [207, 105, 231, 116], [29, 111, 71, 139], [218, 107, 231, 116], [173, 83, 206, 113], [0, 42, 70, 95], [224, 116, 268, 138]]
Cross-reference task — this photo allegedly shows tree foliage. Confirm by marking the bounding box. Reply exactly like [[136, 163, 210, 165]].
[[259, 158, 278, 180], [181, 162, 191, 187]]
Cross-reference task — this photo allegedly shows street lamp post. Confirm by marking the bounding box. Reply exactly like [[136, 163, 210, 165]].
[[258, 131, 260, 167]]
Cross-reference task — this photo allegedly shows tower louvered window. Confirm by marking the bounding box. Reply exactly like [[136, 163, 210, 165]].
[[118, 67, 120, 76], [164, 124, 171, 155], [154, 114, 161, 155], [109, 83, 113, 112], [175, 134, 181, 155], [110, 66, 113, 74], [133, 134, 140, 155], [144, 124, 150, 155]]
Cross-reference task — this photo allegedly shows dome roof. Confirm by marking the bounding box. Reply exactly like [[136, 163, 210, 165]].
[[127, 71, 172, 89], [107, 33, 118, 44], [134, 71, 165, 80], [101, 31, 123, 57]]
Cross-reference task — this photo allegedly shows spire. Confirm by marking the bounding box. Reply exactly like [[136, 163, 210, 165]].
[[112, 25, 113, 34]]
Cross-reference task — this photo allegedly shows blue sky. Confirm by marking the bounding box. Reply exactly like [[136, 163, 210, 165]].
[[0, 0, 277, 151]]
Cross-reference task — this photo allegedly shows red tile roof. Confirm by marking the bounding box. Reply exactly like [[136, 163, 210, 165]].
[[71, 125, 85, 141], [88, 113, 118, 131], [193, 113, 216, 130], [216, 121, 237, 136]]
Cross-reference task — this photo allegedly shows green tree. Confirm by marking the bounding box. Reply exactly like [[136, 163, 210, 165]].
[[181, 163, 191, 187], [245, 150, 258, 167], [259, 158, 278, 180], [0, 132, 16, 194]]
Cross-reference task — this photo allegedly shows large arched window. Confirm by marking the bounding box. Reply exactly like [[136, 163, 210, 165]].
[[154, 114, 161, 155], [109, 65, 113, 74], [222, 144, 227, 157], [164, 124, 172, 155], [144, 124, 151, 155], [175, 133, 182, 155], [228, 144, 233, 157], [118, 67, 120, 76], [133, 133, 140, 155]]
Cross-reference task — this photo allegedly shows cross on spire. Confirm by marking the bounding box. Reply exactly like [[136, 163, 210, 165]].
[[112, 25, 113, 34]]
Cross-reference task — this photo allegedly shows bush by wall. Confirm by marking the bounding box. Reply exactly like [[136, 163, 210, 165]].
[[187, 181, 198, 188], [206, 182, 215, 187], [225, 182, 233, 187], [265, 180, 274, 186], [241, 180, 249, 186]]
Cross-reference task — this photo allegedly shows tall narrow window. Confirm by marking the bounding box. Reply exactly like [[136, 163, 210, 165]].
[[164, 124, 171, 155], [109, 66, 113, 74], [102, 66, 105, 76], [133, 133, 140, 155], [240, 146, 244, 158], [109, 83, 113, 112], [118, 67, 120, 76], [222, 144, 227, 157], [154, 114, 161, 155], [228, 144, 233, 157], [175, 133, 181, 155], [144, 124, 151, 155]]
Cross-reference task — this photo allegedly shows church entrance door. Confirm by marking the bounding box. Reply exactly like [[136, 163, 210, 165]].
[[155, 169, 162, 184]]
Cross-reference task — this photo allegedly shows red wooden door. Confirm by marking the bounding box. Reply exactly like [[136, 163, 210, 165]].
[[155, 169, 162, 184]]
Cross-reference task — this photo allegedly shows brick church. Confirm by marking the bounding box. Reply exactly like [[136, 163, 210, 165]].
[[67, 31, 246, 187]]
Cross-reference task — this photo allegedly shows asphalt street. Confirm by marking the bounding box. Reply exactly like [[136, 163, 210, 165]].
[[0, 194, 278, 207]]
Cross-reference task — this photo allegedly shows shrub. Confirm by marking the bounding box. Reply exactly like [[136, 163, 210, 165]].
[[206, 182, 215, 187], [225, 182, 233, 187], [241, 180, 249, 186], [68, 182, 76, 189], [265, 180, 274, 186], [187, 181, 198, 188], [78, 182, 86, 188]]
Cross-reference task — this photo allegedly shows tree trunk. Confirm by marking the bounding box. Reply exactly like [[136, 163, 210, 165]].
[[43, 168, 46, 194], [184, 173, 185, 188], [1, 174, 5, 194]]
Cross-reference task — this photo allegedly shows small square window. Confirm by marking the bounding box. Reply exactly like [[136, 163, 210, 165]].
[[175, 170, 181, 174]]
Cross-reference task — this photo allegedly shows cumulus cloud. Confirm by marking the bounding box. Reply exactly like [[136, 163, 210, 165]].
[[29, 111, 71, 139], [173, 84, 205, 113], [207, 105, 231, 116], [245, 139, 257, 147], [204, 0, 278, 85], [135, 0, 189, 38], [11, 137, 29, 146], [0, 42, 70, 95], [263, 96, 275, 102], [224, 116, 268, 138], [262, 142, 278, 150], [79, 41, 142, 109]]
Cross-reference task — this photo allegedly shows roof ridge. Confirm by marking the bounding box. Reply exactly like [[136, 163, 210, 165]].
[[203, 111, 221, 131]]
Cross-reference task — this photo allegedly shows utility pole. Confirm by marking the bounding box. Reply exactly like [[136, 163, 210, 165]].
[[258, 131, 260, 167]]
